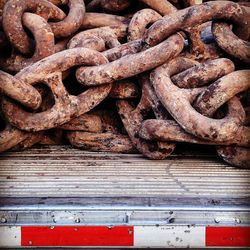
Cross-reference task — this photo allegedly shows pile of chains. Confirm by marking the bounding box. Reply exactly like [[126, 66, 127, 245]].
[[0, 0, 249, 168]]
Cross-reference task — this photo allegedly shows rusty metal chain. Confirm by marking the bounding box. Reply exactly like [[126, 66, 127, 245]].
[[0, 0, 249, 167]]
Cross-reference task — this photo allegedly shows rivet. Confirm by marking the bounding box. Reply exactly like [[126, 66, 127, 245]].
[[75, 218, 80, 223], [214, 217, 220, 223], [235, 218, 241, 224], [28, 241, 32, 245], [1, 217, 7, 223]]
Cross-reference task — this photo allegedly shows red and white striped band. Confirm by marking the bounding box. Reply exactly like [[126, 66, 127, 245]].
[[0, 225, 250, 247]]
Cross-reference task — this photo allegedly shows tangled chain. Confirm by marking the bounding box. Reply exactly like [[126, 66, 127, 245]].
[[0, 0, 249, 168]]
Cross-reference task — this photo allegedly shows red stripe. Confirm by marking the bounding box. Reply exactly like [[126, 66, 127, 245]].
[[21, 226, 134, 246], [206, 227, 250, 247]]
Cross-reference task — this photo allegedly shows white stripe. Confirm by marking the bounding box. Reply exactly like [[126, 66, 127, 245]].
[[0, 226, 21, 247], [134, 225, 205, 248]]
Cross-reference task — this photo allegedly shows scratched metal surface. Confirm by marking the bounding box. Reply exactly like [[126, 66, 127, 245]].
[[0, 145, 249, 198]]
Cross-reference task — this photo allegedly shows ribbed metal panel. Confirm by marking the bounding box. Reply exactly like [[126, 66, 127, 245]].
[[0, 146, 249, 198]]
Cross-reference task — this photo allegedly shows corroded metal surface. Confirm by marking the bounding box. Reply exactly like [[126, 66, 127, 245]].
[[0, 0, 249, 168]]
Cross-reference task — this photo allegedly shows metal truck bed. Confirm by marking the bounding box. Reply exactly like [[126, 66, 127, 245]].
[[0, 145, 249, 248]]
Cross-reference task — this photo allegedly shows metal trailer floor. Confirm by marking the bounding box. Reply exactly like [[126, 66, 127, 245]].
[[1, 145, 250, 199], [0, 145, 249, 248]]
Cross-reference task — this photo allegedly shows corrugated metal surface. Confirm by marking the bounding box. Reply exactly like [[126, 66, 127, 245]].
[[0, 146, 249, 198]]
